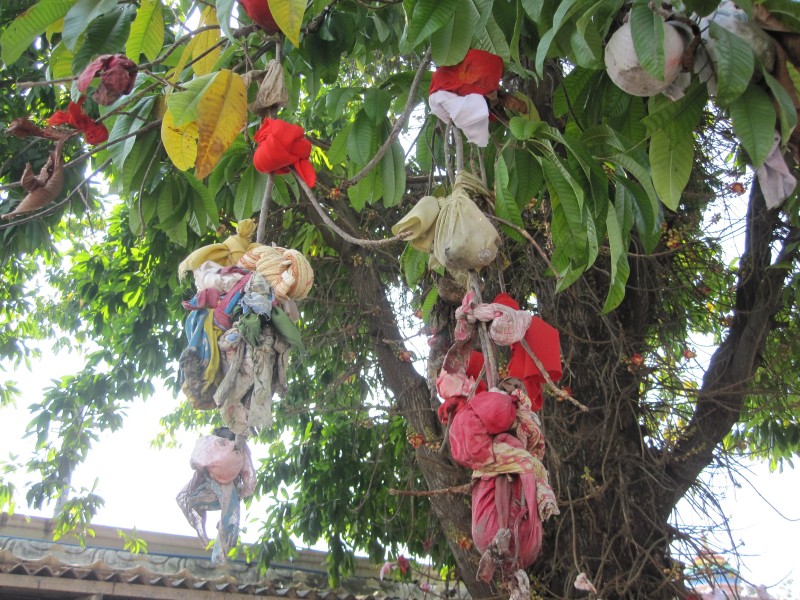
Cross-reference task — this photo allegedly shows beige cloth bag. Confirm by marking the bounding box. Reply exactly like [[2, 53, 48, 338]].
[[391, 195, 440, 252], [433, 174, 499, 271]]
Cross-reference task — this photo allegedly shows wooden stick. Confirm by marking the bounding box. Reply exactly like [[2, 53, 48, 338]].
[[519, 338, 588, 412]]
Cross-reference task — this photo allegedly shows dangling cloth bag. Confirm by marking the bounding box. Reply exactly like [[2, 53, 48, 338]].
[[391, 195, 440, 252], [433, 174, 499, 272]]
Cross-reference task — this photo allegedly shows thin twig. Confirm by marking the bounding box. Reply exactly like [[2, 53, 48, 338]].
[[342, 48, 431, 189], [519, 338, 588, 411], [292, 168, 411, 248], [256, 174, 274, 244], [467, 270, 498, 391], [487, 214, 555, 273]]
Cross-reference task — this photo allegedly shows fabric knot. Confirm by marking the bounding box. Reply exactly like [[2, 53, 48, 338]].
[[253, 118, 316, 188]]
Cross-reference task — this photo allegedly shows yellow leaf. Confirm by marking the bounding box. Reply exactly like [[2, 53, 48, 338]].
[[268, 0, 306, 47], [168, 36, 198, 85], [162, 108, 199, 171], [194, 69, 246, 179], [192, 5, 221, 76]]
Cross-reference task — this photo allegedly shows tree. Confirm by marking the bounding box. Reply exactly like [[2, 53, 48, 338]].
[[1, 0, 799, 598]]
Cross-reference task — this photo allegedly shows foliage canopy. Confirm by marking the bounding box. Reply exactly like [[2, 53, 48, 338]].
[[1, 0, 800, 598]]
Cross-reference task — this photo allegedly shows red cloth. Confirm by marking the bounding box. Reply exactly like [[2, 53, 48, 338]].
[[508, 317, 562, 410], [448, 391, 516, 470], [47, 97, 108, 145], [253, 118, 316, 187], [77, 54, 137, 105], [472, 469, 542, 570], [238, 0, 280, 33], [429, 49, 504, 97]]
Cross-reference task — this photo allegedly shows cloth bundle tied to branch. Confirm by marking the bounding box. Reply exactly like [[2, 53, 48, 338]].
[[179, 219, 262, 280], [428, 48, 504, 147], [239, 244, 314, 301], [177, 428, 256, 564], [435, 291, 562, 584]]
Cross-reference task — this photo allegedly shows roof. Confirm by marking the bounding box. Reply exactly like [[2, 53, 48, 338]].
[[0, 514, 434, 600]]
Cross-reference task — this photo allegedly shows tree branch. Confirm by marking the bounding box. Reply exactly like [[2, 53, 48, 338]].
[[664, 180, 800, 505], [342, 48, 431, 189]]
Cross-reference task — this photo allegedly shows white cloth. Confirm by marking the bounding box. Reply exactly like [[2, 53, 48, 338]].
[[757, 132, 797, 209], [429, 90, 491, 147]]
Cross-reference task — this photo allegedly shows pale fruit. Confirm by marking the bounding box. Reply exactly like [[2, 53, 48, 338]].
[[604, 20, 686, 97]]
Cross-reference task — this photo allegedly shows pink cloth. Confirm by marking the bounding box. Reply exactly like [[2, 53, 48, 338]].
[[190, 436, 245, 484], [472, 472, 542, 570], [448, 391, 516, 470]]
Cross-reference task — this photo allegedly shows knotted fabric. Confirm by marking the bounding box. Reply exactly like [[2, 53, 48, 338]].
[[429, 49, 504, 97], [249, 245, 314, 301], [253, 118, 316, 188], [178, 219, 261, 280], [455, 290, 532, 346], [47, 97, 108, 145]]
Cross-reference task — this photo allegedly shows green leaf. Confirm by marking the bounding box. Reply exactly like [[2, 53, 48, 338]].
[[381, 142, 407, 208], [494, 155, 525, 242], [629, 0, 665, 81], [62, 0, 118, 51], [325, 87, 359, 122], [1, 0, 75, 66], [402, 244, 428, 288], [327, 122, 352, 166], [473, 12, 510, 63], [509, 116, 544, 141], [49, 42, 75, 82], [542, 154, 585, 246], [166, 73, 218, 127], [347, 111, 377, 166], [763, 71, 798, 146], [521, 0, 545, 22], [601, 200, 630, 313], [183, 172, 220, 228], [430, 0, 477, 66], [649, 127, 694, 211], [535, 0, 592, 75], [421, 285, 439, 321], [127, 0, 164, 62], [404, 0, 460, 51], [730, 83, 776, 168], [709, 20, 754, 106], [216, 0, 238, 42], [108, 96, 156, 174], [641, 83, 707, 136], [363, 89, 391, 125], [72, 5, 135, 74], [760, 0, 800, 30], [234, 165, 255, 221]]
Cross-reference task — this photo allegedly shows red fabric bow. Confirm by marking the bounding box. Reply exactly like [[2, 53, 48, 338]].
[[77, 54, 137, 105], [47, 97, 109, 145], [238, 0, 280, 33], [253, 118, 316, 187], [429, 49, 504, 97]]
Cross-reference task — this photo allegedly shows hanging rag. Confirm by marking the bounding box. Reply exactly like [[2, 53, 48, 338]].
[[429, 49, 504, 97], [428, 49, 504, 146], [756, 132, 797, 209], [177, 434, 256, 564], [253, 118, 316, 188], [180, 309, 222, 409], [429, 91, 492, 147], [193, 261, 248, 294], [391, 195, 441, 252], [179, 219, 262, 280], [433, 185, 499, 272]]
